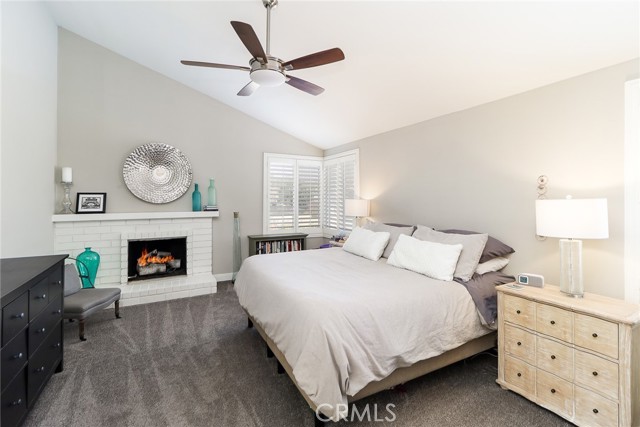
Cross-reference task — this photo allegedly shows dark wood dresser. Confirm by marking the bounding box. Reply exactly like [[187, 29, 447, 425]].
[[1, 255, 67, 427]]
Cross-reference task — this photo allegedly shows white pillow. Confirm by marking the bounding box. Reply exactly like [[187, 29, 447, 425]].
[[387, 234, 463, 281], [412, 226, 488, 282], [475, 256, 510, 275], [343, 227, 390, 261]]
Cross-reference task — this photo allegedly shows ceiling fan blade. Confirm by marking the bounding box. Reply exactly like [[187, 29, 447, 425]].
[[283, 48, 345, 71], [181, 60, 250, 71], [230, 21, 267, 63], [285, 76, 324, 96], [237, 81, 259, 97]]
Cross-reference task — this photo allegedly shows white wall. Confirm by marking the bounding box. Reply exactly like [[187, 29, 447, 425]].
[[57, 29, 323, 276], [327, 59, 639, 299], [1, 2, 58, 258]]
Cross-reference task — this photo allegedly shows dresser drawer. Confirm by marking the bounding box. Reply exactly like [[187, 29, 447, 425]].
[[574, 350, 618, 400], [1, 369, 27, 427], [503, 295, 536, 329], [28, 278, 49, 321], [504, 355, 535, 395], [536, 369, 574, 419], [1, 329, 27, 387], [536, 303, 573, 343], [574, 385, 618, 427], [574, 313, 618, 359], [28, 297, 62, 356], [504, 324, 536, 365], [27, 324, 62, 405], [47, 266, 64, 298], [2, 293, 28, 346], [536, 336, 573, 381]]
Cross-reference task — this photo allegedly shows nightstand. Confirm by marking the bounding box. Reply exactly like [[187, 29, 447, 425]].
[[496, 284, 640, 427]]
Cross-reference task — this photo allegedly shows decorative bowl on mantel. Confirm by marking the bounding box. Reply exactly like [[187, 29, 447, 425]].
[[123, 143, 193, 204]]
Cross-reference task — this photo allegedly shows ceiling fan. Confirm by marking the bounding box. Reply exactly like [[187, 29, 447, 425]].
[[181, 0, 345, 97]]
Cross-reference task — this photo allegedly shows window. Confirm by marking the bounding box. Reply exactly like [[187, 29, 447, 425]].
[[323, 150, 359, 232], [263, 150, 359, 236], [263, 154, 323, 235]]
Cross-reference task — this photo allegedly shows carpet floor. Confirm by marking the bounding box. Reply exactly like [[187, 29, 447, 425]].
[[23, 282, 571, 427]]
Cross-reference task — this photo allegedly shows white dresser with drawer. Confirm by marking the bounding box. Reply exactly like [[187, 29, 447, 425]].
[[496, 284, 640, 427]]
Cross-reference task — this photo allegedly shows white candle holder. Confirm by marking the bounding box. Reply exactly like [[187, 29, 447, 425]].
[[60, 182, 73, 214]]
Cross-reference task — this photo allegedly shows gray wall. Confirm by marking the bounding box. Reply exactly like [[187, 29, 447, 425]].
[[57, 29, 322, 276], [1, 2, 58, 258], [327, 59, 639, 299]]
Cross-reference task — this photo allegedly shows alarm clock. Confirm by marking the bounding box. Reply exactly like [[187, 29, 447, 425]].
[[517, 273, 545, 288]]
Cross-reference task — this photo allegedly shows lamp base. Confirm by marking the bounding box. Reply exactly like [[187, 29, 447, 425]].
[[559, 238, 583, 298], [60, 182, 73, 214]]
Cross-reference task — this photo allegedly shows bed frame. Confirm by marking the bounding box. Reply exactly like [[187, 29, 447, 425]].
[[246, 314, 497, 425]]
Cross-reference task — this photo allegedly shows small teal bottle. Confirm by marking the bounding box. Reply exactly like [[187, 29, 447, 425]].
[[192, 183, 201, 211], [76, 247, 100, 288], [207, 178, 217, 206]]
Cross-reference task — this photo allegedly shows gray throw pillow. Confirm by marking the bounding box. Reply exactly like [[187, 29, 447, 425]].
[[363, 222, 415, 258], [439, 229, 515, 263], [412, 226, 488, 282], [64, 264, 82, 296]]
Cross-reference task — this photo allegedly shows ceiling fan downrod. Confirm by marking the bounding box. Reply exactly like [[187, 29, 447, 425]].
[[263, 0, 278, 56]]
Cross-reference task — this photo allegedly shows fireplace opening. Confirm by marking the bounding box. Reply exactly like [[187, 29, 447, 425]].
[[128, 237, 187, 282]]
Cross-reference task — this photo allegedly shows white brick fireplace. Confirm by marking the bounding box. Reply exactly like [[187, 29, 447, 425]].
[[52, 212, 219, 306]]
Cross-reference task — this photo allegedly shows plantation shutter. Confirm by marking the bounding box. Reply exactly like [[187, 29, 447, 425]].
[[266, 157, 295, 231], [323, 152, 358, 231], [297, 160, 322, 230]]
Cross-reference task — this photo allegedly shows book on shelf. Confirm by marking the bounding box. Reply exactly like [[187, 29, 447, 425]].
[[203, 205, 218, 211]]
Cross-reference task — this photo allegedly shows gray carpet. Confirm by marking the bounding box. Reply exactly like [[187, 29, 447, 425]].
[[23, 282, 571, 427]]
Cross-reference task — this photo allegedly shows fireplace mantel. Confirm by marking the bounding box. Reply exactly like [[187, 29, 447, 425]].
[[52, 211, 219, 223]]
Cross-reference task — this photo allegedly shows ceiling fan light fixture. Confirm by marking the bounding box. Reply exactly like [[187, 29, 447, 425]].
[[250, 69, 286, 87]]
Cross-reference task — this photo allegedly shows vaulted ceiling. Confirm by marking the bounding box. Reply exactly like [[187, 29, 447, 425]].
[[46, 1, 639, 149]]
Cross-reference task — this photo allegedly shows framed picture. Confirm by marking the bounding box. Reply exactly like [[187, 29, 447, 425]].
[[76, 192, 107, 214]]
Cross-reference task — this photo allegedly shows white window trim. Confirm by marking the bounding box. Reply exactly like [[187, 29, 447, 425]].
[[624, 79, 640, 303], [263, 150, 360, 238]]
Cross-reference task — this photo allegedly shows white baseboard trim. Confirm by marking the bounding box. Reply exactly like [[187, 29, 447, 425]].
[[215, 272, 234, 282]]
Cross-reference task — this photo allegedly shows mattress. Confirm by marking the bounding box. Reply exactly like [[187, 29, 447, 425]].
[[234, 247, 491, 420]]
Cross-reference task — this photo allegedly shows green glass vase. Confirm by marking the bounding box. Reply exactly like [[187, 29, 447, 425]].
[[192, 183, 201, 211], [76, 247, 100, 288], [207, 178, 217, 207]]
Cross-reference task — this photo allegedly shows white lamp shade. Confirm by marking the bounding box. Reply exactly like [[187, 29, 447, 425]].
[[536, 198, 609, 239], [345, 199, 370, 217]]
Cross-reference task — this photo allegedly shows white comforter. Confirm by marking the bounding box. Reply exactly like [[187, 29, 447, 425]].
[[234, 248, 490, 420]]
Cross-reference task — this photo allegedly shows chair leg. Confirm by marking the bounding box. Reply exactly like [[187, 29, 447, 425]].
[[79, 319, 87, 341], [115, 300, 121, 319]]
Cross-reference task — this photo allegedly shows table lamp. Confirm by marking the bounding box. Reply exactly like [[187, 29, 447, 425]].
[[535, 197, 609, 297], [345, 199, 370, 228]]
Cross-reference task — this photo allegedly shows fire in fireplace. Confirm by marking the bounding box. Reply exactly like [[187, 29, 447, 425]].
[[128, 237, 187, 282]]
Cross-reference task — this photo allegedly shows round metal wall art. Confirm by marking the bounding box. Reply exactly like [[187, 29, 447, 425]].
[[123, 143, 193, 204]]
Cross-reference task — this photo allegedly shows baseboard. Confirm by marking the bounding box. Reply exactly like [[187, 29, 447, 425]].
[[215, 272, 234, 282]]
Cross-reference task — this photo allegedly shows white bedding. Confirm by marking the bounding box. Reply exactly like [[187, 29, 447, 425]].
[[234, 248, 491, 421]]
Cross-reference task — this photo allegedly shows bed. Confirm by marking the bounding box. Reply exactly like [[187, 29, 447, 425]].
[[234, 227, 514, 422]]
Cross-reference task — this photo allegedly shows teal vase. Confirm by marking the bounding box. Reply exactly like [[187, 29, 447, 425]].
[[207, 178, 217, 206], [76, 247, 100, 288], [192, 183, 201, 211]]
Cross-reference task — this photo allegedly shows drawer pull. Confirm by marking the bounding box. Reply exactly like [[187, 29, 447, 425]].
[[37, 327, 46, 334], [10, 398, 22, 406], [550, 320, 556, 325], [550, 388, 556, 394], [592, 371, 598, 376], [57, 280, 62, 285], [593, 409, 599, 414], [55, 309, 62, 314], [35, 366, 45, 373], [516, 310, 521, 314], [12, 312, 25, 319], [517, 373, 522, 377], [12, 352, 23, 360], [592, 333, 598, 338], [550, 355, 556, 360], [517, 341, 522, 346], [36, 293, 47, 299], [53, 342, 61, 348]]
